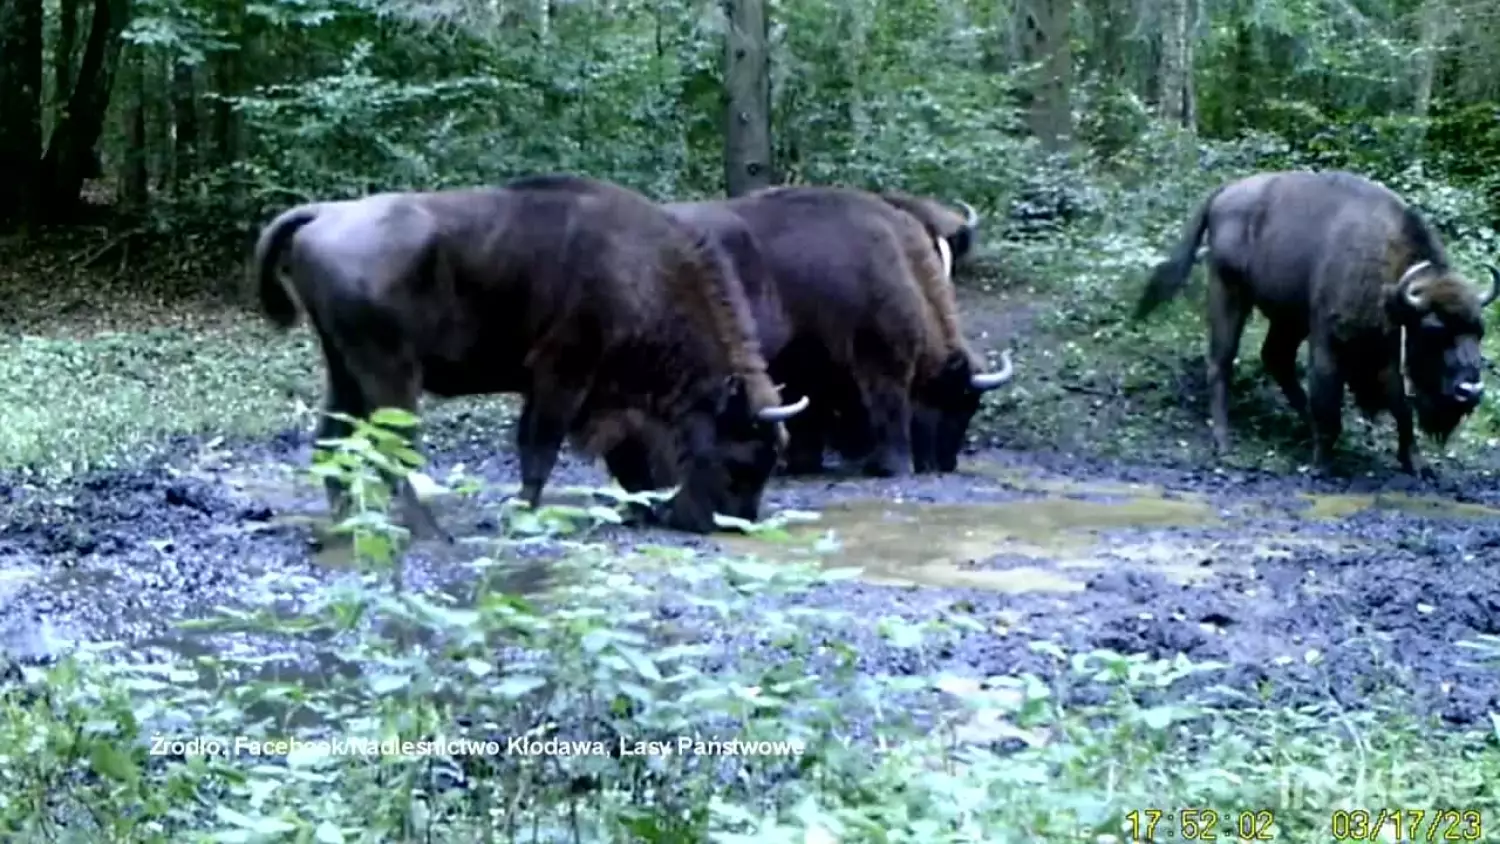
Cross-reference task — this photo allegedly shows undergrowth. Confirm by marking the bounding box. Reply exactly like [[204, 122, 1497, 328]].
[[2, 412, 1498, 842]]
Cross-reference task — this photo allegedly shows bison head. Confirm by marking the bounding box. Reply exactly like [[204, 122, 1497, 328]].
[[657, 376, 809, 533], [910, 349, 1015, 472], [884, 194, 981, 265], [946, 200, 980, 263], [1391, 260, 1500, 440]]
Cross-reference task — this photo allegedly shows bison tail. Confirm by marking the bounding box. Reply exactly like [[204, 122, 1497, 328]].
[[1133, 187, 1220, 321], [251, 204, 321, 330]]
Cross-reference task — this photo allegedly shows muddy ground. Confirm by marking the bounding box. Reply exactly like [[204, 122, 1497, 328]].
[[3, 284, 1500, 737], [4, 413, 1500, 729]]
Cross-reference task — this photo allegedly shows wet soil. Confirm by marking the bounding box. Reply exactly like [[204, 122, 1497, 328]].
[[5, 276, 1500, 734], [4, 414, 1500, 729]]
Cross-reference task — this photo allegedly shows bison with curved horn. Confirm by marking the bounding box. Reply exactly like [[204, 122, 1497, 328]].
[[666, 185, 1014, 477], [1135, 169, 1500, 475], [250, 174, 809, 536], [878, 191, 982, 267]]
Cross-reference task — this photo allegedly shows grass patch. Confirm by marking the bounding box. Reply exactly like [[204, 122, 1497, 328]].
[[0, 323, 315, 475], [0, 309, 519, 479]]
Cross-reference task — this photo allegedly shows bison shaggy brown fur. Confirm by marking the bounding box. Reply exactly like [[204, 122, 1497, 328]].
[[670, 185, 1013, 476], [1136, 169, 1500, 475], [250, 174, 809, 535]]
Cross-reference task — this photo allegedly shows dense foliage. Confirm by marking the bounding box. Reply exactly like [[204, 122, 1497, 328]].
[[98, 0, 1500, 229]]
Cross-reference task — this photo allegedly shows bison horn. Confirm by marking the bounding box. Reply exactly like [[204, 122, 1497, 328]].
[[956, 200, 979, 231], [970, 349, 1015, 391], [1482, 264, 1500, 307], [936, 236, 954, 280], [1401, 260, 1434, 309], [757, 394, 810, 422]]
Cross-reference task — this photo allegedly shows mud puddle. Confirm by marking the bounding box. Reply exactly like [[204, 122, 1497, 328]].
[[1297, 491, 1500, 521], [723, 470, 1362, 594], [6, 438, 1500, 728]]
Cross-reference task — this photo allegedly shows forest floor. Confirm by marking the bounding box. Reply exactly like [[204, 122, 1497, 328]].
[[2, 230, 1500, 822]]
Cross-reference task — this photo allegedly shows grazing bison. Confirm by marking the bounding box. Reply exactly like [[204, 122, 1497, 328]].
[[251, 174, 810, 536], [1135, 169, 1500, 475], [666, 185, 1013, 477], [576, 200, 790, 509], [878, 191, 982, 266]]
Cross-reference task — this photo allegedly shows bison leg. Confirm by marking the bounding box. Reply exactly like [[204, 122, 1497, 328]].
[[1307, 343, 1345, 474], [515, 385, 589, 509], [830, 407, 876, 462], [1382, 366, 1426, 477], [354, 359, 449, 543], [858, 378, 914, 477], [1259, 320, 1310, 417], [782, 403, 829, 475], [314, 340, 369, 525], [1206, 271, 1252, 454], [774, 370, 831, 474], [602, 436, 664, 527], [604, 436, 661, 493], [909, 405, 940, 474]]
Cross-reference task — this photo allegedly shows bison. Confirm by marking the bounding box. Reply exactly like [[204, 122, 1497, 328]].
[[1135, 169, 1500, 475], [250, 174, 810, 536], [877, 191, 981, 267], [666, 185, 1013, 477]]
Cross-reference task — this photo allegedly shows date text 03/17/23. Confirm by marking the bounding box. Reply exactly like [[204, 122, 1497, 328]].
[[1329, 809, 1481, 841], [1125, 809, 1274, 840], [1125, 808, 1484, 841]]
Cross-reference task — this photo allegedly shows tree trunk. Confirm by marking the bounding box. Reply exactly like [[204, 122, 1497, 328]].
[[148, 51, 170, 192], [54, 0, 78, 123], [1217, 0, 1255, 135], [1413, 0, 1450, 122], [1083, 0, 1124, 84], [722, 0, 771, 197], [121, 46, 148, 214], [172, 59, 198, 194], [1017, 0, 1073, 150], [208, 0, 244, 174], [982, 0, 1010, 73], [1182, 0, 1198, 129], [0, 0, 45, 230], [38, 0, 130, 222], [1157, 0, 1191, 127]]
